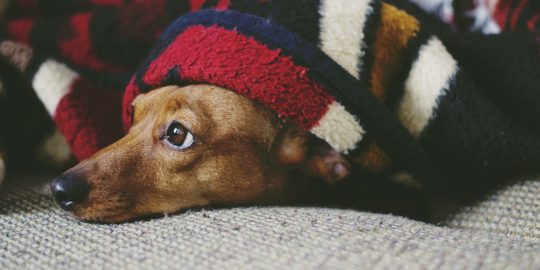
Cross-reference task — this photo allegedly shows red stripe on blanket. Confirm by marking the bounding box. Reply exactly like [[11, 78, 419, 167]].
[[216, 0, 231, 10], [510, 0, 529, 29], [59, 13, 128, 72], [7, 19, 33, 44], [138, 25, 334, 131], [55, 78, 124, 161], [122, 80, 141, 132], [494, 0, 513, 30], [528, 13, 540, 31], [10, 0, 39, 15], [190, 0, 206, 11]]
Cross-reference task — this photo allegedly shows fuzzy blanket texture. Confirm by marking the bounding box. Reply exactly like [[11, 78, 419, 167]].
[[1, 0, 540, 190]]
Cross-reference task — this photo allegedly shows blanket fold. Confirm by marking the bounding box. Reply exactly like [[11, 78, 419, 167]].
[[123, 9, 440, 188], [1, 0, 540, 189]]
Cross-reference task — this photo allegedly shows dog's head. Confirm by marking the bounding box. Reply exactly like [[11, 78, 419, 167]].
[[50, 85, 351, 223]]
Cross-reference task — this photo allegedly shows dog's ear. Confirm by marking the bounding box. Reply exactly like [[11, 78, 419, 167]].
[[131, 93, 147, 106], [272, 124, 350, 184]]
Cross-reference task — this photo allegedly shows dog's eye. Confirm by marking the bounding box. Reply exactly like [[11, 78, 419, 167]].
[[162, 121, 195, 150]]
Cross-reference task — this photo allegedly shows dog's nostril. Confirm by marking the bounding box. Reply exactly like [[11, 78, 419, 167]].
[[53, 190, 75, 210], [53, 189, 76, 209], [50, 174, 90, 211]]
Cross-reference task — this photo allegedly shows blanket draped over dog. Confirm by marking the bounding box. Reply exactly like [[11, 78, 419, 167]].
[[1, 0, 540, 189]]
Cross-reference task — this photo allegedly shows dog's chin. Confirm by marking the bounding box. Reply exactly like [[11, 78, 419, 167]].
[[74, 211, 134, 224], [73, 206, 189, 223], [71, 192, 136, 223], [71, 199, 194, 223], [71, 206, 133, 223]]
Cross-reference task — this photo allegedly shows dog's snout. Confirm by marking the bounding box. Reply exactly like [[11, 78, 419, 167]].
[[50, 174, 90, 211]]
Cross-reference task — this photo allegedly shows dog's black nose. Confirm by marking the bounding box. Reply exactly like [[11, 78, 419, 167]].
[[50, 174, 90, 211]]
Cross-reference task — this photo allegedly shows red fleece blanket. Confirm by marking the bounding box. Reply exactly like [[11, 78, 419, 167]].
[[0, 0, 538, 162]]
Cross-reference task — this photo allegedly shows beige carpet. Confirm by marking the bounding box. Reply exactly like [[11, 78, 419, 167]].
[[1, 174, 539, 269]]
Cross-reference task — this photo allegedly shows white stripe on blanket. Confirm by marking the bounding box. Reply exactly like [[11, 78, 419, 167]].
[[311, 101, 365, 153], [318, 0, 373, 78], [32, 59, 79, 116], [398, 36, 458, 138]]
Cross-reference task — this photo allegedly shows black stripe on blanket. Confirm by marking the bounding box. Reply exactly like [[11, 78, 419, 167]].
[[30, 16, 67, 56], [24, 51, 47, 79], [358, 0, 382, 88], [165, 0, 191, 20], [202, 0, 219, 10], [89, 6, 154, 69], [36, 0, 92, 15], [421, 69, 540, 184], [230, 0, 322, 44]]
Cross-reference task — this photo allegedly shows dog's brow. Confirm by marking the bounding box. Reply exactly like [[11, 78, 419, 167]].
[[165, 98, 199, 118], [164, 96, 203, 131], [166, 99, 186, 112]]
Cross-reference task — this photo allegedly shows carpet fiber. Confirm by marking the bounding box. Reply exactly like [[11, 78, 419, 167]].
[[1, 174, 539, 269]]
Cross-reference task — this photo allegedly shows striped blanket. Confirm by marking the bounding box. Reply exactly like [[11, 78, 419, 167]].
[[1, 0, 540, 190]]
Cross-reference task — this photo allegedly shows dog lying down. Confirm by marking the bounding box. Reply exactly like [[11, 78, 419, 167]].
[[3, 1, 540, 223], [51, 84, 355, 222]]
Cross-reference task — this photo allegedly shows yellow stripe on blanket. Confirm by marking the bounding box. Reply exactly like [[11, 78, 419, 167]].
[[370, 3, 420, 102]]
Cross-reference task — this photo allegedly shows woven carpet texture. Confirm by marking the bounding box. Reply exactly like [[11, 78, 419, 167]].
[[0, 174, 539, 269]]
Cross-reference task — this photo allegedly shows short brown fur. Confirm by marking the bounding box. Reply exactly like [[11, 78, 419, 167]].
[[66, 85, 353, 222]]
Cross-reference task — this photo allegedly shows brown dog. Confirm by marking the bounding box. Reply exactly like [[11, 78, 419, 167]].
[[50, 85, 356, 223]]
